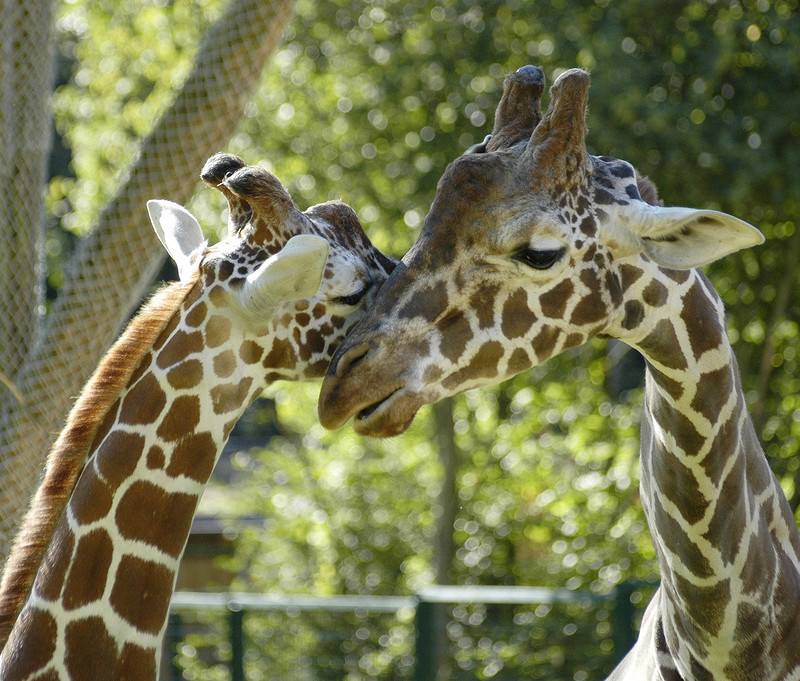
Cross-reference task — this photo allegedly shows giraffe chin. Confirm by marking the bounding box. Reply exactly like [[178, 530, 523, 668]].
[[352, 390, 426, 438]]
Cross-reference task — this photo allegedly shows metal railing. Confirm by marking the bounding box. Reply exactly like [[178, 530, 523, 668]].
[[166, 581, 657, 681]]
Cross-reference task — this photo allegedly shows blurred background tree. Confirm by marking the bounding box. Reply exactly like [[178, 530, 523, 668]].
[[5, 0, 800, 677]]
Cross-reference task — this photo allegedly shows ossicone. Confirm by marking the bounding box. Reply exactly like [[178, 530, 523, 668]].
[[486, 65, 546, 151], [200, 153, 252, 233], [526, 68, 592, 187]]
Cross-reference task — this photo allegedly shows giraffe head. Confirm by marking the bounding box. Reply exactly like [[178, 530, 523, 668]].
[[318, 66, 763, 436], [149, 153, 396, 382]]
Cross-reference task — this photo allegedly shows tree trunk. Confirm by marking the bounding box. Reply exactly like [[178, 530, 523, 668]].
[[0, 0, 298, 557], [431, 398, 460, 680]]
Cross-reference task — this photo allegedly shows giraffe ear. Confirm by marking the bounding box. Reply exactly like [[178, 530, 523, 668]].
[[608, 204, 764, 269], [238, 235, 329, 316], [147, 199, 207, 281]]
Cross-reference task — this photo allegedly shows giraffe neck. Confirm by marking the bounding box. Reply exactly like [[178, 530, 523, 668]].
[[0, 278, 269, 680], [615, 262, 800, 679]]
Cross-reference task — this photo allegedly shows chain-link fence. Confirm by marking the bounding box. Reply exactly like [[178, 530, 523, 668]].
[[0, 0, 297, 561]]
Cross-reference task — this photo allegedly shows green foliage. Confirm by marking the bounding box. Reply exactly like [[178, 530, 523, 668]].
[[47, 0, 800, 676]]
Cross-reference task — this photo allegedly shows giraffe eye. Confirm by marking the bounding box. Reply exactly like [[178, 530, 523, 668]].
[[513, 248, 564, 270], [334, 284, 370, 306]]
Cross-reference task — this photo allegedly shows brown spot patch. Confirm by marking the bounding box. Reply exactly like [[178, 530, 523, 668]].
[[164, 431, 218, 482], [305, 359, 330, 378], [33, 516, 74, 601], [211, 377, 254, 415], [569, 269, 607, 325], [146, 445, 166, 469], [442, 341, 504, 391], [62, 528, 113, 609], [185, 301, 207, 327], [638, 319, 688, 370], [70, 466, 113, 524], [642, 279, 669, 308], [95, 430, 146, 489], [673, 572, 730, 639], [501, 289, 536, 339], [532, 325, 562, 359], [663, 268, 690, 284], [646, 363, 684, 401], [703, 455, 746, 564], [653, 446, 709, 525], [470, 284, 499, 329], [539, 279, 574, 319], [690, 366, 733, 424], [438, 311, 473, 363], [399, 280, 448, 322], [119, 373, 167, 426], [579, 215, 596, 236], [110, 555, 174, 634], [116, 643, 157, 681], [651, 492, 714, 579], [424, 364, 444, 383], [157, 395, 201, 442], [213, 350, 236, 378], [205, 315, 232, 348], [218, 260, 234, 282], [296, 312, 311, 327], [167, 359, 204, 390], [507, 347, 532, 374], [702, 411, 738, 483], [565, 332, 585, 348], [116, 481, 198, 557], [2, 607, 57, 678], [299, 328, 326, 361], [156, 329, 204, 369], [622, 300, 645, 331], [239, 340, 264, 365], [65, 617, 118, 681], [605, 271, 623, 307], [263, 337, 296, 370], [618, 263, 643, 293], [681, 284, 724, 360]]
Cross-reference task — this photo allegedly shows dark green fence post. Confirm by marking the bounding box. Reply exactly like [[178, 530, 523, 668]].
[[613, 581, 636, 662], [165, 612, 182, 681], [415, 598, 437, 681], [229, 605, 245, 681]]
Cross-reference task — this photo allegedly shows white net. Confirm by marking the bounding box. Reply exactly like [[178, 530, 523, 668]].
[[0, 0, 297, 559]]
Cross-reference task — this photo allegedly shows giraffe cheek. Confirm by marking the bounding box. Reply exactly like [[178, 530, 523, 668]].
[[501, 289, 536, 339], [441, 341, 505, 393], [437, 311, 472, 363]]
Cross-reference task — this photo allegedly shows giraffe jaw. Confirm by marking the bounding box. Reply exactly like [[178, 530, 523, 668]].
[[319, 375, 425, 437], [352, 388, 426, 437]]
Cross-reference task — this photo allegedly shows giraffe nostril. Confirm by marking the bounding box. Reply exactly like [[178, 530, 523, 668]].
[[335, 342, 370, 378]]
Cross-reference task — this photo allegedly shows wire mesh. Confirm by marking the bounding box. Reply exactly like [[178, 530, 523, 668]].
[[0, 0, 297, 559]]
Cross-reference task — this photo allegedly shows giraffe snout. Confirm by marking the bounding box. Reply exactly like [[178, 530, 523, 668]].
[[318, 340, 389, 430], [333, 342, 370, 378]]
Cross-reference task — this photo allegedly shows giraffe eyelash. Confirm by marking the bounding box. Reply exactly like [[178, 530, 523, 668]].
[[512, 247, 565, 270], [334, 284, 371, 306]]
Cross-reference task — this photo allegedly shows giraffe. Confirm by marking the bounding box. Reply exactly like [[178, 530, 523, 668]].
[[318, 66, 800, 680], [0, 152, 395, 680]]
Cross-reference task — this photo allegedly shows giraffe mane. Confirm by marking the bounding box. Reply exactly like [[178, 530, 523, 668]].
[[0, 271, 200, 651]]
